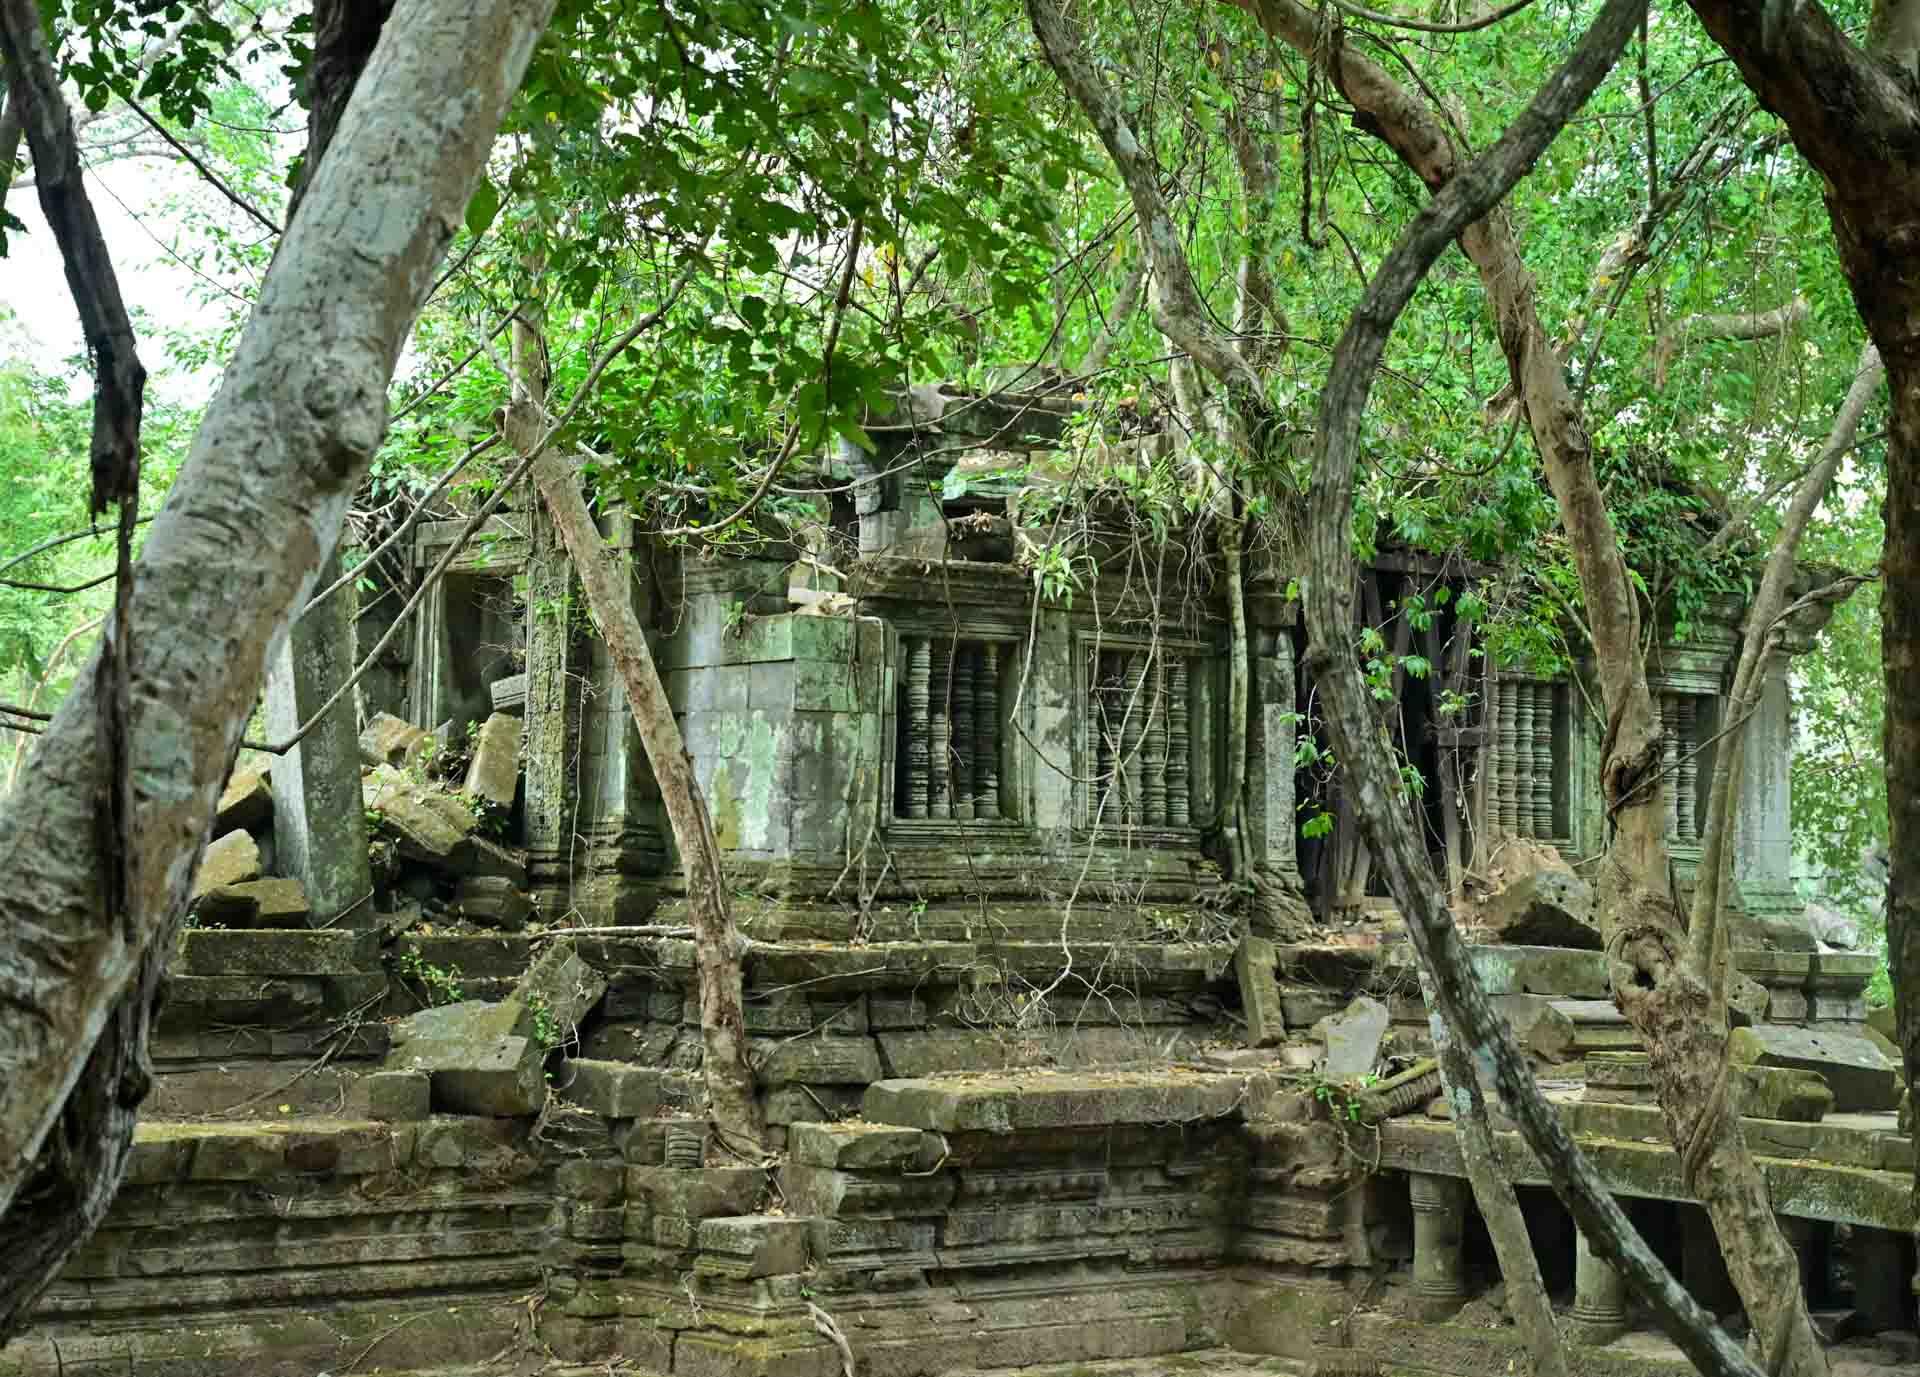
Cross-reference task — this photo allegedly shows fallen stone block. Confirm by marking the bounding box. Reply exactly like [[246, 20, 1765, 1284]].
[[204, 877, 311, 929], [177, 926, 377, 976], [1317, 995, 1390, 1081], [214, 766, 273, 836], [1235, 934, 1286, 1048], [390, 999, 523, 1048], [392, 1033, 545, 1116], [1527, 1000, 1638, 1063], [696, 1215, 810, 1278], [1733, 1064, 1833, 1122], [1478, 869, 1602, 950], [455, 875, 532, 931], [1465, 944, 1610, 997], [360, 711, 433, 768], [1728, 1024, 1898, 1112], [191, 829, 261, 899], [515, 939, 608, 1044], [366, 766, 478, 872], [362, 1069, 431, 1121], [468, 835, 531, 886], [463, 711, 522, 810], [159, 974, 323, 1027]]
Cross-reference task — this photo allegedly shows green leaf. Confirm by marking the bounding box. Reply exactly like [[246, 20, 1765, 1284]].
[[464, 179, 502, 239]]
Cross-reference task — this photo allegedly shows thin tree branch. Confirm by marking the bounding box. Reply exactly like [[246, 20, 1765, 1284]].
[[121, 94, 282, 236], [302, 434, 497, 614], [1324, 0, 1541, 33], [0, 0, 146, 514], [1653, 294, 1809, 387], [0, 516, 154, 578]]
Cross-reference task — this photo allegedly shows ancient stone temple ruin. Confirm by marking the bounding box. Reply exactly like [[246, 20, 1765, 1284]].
[[3, 384, 1911, 1377]]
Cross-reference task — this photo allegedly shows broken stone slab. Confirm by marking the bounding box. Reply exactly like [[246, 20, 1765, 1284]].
[[359, 711, 433, 768], [390, 999, 525, 1048], [1527, 1000, 1638, 1064], [159, 975, 324, 1026], [1462, 944, 1611, 998], [1235, 934, 1286, 1048], [214, 766, 273, 836], [861, 1071, 1246, 1133], [393, 1033, 546, 1116], [1316, 995, 1390, 1081], [1728, 1024, 1899, 1112], [1478, 870, 1602, 950], [365, 766, 477, 872], [514, 939, 608, 1045], [454, 875, 532, 931], [467, 835, 531, 886], [463, 711, 522, 811], [202, 877, 311, 929], [787, 1121, 939, 1170], [176, 927, 378, 976], [191, 829, 262, 899], [1733, 1064, 1834, 1122]]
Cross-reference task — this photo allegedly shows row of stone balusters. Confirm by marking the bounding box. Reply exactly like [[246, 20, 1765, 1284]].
[[1659, 690, 1701, 842], [1089, 650, 1193, 828], [900, 635, 1004, 820], [1493, 677, 1558, 840]]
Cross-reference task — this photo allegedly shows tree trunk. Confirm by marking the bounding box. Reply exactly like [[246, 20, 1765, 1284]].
[[524, 448, 767, 1156], [503, 301, 762, 1153], [1294, 9, 1766, 1376], [0, 0, 556, 1338], [1418, 969, 1566, 1377]]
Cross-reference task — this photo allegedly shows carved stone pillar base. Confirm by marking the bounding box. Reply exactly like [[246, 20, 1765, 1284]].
[[1568, 1225, 1628, 1345], [1408, 1171, 1469, 1319]]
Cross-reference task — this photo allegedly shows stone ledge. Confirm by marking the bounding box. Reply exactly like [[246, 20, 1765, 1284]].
[[862, 1071, 1246, 1133]]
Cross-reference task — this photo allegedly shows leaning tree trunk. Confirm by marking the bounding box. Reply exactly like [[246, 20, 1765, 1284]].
[[1295, 7, 1766, 1376], [504, 304, 765, 1155], [0, 0, 558, 1338], [523, 452, 768, 1156]]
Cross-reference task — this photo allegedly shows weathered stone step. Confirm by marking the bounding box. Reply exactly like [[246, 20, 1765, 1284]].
[[862, 1070, 1247, 1133]]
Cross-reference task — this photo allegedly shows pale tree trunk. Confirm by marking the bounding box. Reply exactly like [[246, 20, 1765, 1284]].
[[0, 0, 556, 1339], [1229, 3, 1827, 1368], [504, 306, 766, 1157]]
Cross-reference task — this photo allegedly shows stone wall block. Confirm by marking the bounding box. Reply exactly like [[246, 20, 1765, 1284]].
[[462, 711, 523, 810], [177, 927, 378, 976], [562, 1060, 663, 1119], [696, 1215, 811, 1277]]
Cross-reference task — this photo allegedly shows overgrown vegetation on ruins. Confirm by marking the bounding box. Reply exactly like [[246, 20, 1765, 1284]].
[[0, 1, 1917, 1374]]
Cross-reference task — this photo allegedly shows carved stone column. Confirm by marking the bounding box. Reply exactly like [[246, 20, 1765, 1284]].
[[1569, 1224, 1629, 1344], [1409, 1171, 1469, 1319], [1249, 627, 1307, 932], [265, 548, 373, 926], [523, 498, 583, 915], [1733, 663, 1810, 945]]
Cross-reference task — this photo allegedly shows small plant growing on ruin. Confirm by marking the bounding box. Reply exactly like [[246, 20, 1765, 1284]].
[[397, 949, 465, 1007], [525, 993, 560, 1050]]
